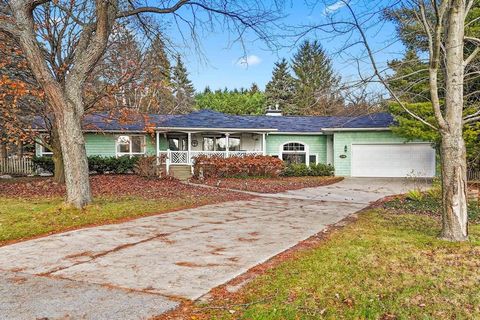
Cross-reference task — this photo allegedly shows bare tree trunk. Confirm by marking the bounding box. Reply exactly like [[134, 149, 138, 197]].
[[0, 143, 6, 159], [54, 105, 92, 207], [51, 125, 65, 184], [17, 139, 23, 158], [440, 135, 468, 240], [440, 0, 468, 241]]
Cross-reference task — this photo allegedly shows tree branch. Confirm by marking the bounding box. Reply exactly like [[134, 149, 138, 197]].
[[344, 1, 438, 130], [116, 0, 190, 18]]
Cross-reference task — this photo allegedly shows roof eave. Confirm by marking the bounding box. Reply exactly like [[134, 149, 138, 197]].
[[321, 127, 391, 132], [155, 127, 277, 132]]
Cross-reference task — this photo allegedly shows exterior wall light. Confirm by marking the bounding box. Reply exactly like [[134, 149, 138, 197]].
[[344, 145, 348, 153]]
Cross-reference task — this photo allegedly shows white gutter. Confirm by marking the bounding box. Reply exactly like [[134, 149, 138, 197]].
[[155, 127, 277, 132], [269, 131, 324, 135], [321, 127, 391, 132]]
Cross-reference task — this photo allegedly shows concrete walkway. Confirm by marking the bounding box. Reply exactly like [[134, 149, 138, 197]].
[[0, 178, 423, 319]]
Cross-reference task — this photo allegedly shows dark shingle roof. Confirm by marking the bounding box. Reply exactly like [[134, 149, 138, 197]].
[[33, 109, 394, 132], [157, 109, 394, 132]]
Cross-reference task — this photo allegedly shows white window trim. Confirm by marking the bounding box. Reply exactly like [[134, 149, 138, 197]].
[[115, 135, 146, 158], [279, 141, 310, 166], [37, 135, 53, 156]]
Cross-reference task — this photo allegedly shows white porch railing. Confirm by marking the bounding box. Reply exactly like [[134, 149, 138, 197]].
[[161, 150, 263, 173]]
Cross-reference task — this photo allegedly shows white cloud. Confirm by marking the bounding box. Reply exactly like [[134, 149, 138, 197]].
[[324, 0, 348, 14], [236, 55, 262, 68]]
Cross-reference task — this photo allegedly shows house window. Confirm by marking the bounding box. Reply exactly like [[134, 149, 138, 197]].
[[281, 142, 308, 165], [37, 135, 53, 157], [309, 154, 317, 164], [203, 136, 241, 151], [116, 135, 145, 157], [39, 144, 53, 157], [167, 135, 187, 151]]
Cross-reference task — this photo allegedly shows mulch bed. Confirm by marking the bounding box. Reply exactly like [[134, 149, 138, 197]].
[[190, 176, 343, 193], [0, 175, 252, 202]]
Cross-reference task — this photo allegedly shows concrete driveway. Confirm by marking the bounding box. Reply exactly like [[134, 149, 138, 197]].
[[0, 178, 424, 319]]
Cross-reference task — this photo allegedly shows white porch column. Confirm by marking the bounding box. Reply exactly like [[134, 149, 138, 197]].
[[262, 133, 266, 156], [225, 133, 230, 157], [156, 131, 160, 165], [187, 132, 192, 163], [166, 149, 171, 174]]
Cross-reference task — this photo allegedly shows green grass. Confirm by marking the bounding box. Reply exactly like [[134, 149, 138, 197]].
[[198, 211, 480, 319], [0, 196, 205, 244]]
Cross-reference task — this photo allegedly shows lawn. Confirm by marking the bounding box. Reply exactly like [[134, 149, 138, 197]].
[[191, 176, 343, 193], [0, 175, 251, 245], [163, 209, 480, 319]]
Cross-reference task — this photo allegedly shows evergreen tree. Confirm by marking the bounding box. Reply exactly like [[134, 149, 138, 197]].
[[291, 40, 342, 115], [249, 83, 260, 94], [142, 36, 175, 113], [386, 49, 430, 103], [265, 58, 296, 114], [171, 55, 195, 114]]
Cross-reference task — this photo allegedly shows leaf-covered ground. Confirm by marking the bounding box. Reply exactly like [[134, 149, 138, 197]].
[[158, 210, 480, 320], [191, 176, 343, 193], [0, 175, 252, 245]]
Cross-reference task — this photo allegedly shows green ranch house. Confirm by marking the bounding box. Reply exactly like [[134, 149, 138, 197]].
[[35, 109, 436, 178]]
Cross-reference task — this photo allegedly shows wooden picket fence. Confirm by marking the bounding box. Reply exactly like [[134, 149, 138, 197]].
[[468, 169, 480, 182], [0, 157, 34, 175]]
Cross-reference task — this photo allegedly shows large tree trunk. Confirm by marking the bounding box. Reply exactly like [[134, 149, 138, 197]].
[[440, 135, 468, 241], [54, 105, 92, 208], [440, 0, 468, 241], [51, 125, 65, 184]]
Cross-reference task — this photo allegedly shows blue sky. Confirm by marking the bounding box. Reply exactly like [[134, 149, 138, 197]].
[[164, 0, 405, 92]]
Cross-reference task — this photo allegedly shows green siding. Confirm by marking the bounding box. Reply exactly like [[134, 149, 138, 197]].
[[266, 134, 327, 164], [85, 133, 116, 157], [84, 133, 156, 157], [333, 131, 408, 176]]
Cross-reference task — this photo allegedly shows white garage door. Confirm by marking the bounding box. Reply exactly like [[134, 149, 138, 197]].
[[351, 143, 436, 177]]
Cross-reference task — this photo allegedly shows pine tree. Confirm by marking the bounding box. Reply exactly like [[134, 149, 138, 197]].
[[265, 58, 296, 114], [386, 49, 431, 103], [249, 83, 260, 94], [142, 36, 175, 113], [291, 40, 342, 115], [171, 55, 195, 114]]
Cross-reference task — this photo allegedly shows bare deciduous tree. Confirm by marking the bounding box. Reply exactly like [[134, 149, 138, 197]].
[[0, 0, 280, 208], [302, 0, 479, 241]]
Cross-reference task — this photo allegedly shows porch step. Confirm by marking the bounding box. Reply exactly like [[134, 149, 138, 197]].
[[169, 165, 192, 181]]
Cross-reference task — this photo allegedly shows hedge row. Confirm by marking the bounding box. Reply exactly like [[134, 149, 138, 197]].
[[281, 163, 334, 177], [193, 155, 285, 179], [32, 156, 139, 174]]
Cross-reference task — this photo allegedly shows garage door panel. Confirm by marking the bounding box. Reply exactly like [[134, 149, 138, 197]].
[[351, 144, 435, 178]]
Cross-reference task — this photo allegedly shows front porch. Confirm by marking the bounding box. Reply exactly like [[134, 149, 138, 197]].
[[155, 130, 268, 173]]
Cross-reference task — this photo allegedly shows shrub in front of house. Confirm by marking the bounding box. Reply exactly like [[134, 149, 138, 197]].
[[193, 155, 285, 179], [33, 156, 139, 175], [282, 163, 334, 177], [32, 156, 55, 173]]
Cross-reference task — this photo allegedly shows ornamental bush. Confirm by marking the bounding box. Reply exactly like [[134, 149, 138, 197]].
[[193, 155, 285, 179], [32, 156, 54, 173], [33, 156, 139, 175], [282, 163, 334, 177]]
